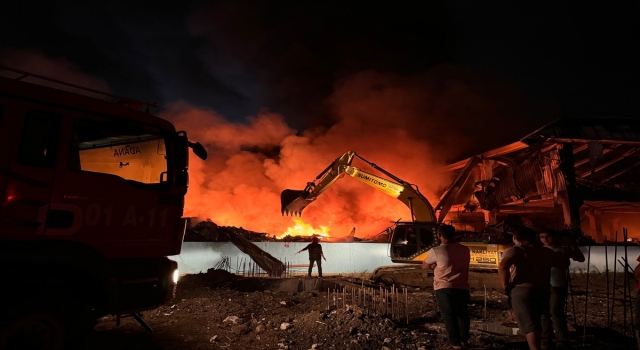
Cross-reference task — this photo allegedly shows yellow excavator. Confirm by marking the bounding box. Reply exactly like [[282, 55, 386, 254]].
[[280, 151, 509, 288]]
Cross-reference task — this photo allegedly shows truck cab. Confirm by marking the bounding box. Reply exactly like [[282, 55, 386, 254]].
[[0, 69, 204, 348]]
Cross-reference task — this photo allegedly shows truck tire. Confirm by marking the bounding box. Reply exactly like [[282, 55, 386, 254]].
[[0, 301, 94, 350], [0, 311, 65, 350]]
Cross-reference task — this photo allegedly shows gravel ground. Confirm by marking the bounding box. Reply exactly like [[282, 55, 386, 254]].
[[85, 270, 637, 350]]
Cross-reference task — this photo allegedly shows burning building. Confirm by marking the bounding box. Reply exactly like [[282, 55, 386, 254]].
[[440, 117, 640, 243]]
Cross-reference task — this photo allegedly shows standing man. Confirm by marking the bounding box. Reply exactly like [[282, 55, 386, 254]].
[[499, 227, 564, 350], [539, 229, 584, 349], [422, 224, 471, 350], [296, 236, 326, 278]]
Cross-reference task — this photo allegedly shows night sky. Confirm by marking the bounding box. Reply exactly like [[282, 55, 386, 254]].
[[1, 1, 637, 161]]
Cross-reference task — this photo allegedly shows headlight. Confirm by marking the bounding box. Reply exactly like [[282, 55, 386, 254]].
[[172, 269, 179, 284]]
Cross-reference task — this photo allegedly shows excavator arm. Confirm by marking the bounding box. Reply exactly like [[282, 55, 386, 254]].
[[280, 151, 436, 223]]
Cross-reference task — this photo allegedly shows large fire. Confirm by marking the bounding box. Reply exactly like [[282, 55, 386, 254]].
[[163, 72, 465, 240], [277, 219, 330, 239]]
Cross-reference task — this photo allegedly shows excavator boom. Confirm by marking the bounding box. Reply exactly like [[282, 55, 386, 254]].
[[281, 152, 355, 216], [280, 151, 436, 222]]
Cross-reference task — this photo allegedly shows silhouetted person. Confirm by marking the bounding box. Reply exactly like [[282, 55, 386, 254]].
[[422, 224, 471, 350], [297, 236, 326, 277], [539, 229, 584, 349], [499, 227, 564, 350]]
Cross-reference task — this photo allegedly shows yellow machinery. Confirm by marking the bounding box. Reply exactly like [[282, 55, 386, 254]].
[[281, 151, 509, 287]]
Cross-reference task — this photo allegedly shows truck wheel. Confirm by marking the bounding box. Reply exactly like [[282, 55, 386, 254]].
[[0, 311, 65, 350]]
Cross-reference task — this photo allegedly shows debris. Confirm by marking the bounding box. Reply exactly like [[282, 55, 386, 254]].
[[218, 226, 285, 276], [209, 335, 218, 343], [280, 301, 287, 306], [223, 316, 240, 324], [384, 337, 392, 343], [475, 322, 520, 336], [280, 322, 292, 330], [255, 324, 265, 333]]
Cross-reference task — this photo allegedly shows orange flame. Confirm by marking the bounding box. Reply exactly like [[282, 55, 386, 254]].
[[277, 219, 330, 239]]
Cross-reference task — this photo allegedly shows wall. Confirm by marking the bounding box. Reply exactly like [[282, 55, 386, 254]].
[[171, 242, 640, 275], [171, 242, 394, 275]]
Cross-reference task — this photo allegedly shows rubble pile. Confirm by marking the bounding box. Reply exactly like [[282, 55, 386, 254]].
[[185, 219, 276, 242]]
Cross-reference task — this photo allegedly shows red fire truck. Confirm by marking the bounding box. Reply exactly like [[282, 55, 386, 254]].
[[0, 67, 206, 349]]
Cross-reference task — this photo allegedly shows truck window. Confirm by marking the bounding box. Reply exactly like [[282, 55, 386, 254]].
[[70, 119, 167, 184], [19, 110, 63, 168]]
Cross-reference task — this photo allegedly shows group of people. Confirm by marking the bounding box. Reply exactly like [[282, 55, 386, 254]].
[[423, 224, 584, 350]]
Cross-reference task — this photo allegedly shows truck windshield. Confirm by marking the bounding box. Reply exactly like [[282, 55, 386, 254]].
[[70, 119, 167, 184]]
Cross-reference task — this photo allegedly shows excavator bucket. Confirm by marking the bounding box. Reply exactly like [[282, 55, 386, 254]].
[[280, 189, 315, 216]]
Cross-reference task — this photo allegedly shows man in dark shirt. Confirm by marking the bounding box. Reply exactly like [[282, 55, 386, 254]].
[[498, 227, 564, 350], [297, 236, 326, 277], [539, 229, 584, 349]]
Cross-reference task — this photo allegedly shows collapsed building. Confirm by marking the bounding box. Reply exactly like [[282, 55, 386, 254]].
[[440, 117, 640, 243]]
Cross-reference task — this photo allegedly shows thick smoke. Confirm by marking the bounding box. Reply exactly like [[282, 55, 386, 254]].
[[0, 49, 112, 96], [163, 71, 461, 238]]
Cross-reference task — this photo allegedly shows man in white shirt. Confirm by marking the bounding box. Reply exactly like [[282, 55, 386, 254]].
[[422, 224, 471, 350]]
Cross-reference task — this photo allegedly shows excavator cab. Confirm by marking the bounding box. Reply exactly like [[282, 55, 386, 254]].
[[389, 222, 439, 263]]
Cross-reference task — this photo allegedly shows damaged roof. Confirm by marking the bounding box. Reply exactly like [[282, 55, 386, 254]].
[[521, 117, 640, 144], [441, 117, 640, 212]]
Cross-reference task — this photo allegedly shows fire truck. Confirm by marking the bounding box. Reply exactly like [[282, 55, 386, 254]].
[[0, 66, 206, 349]]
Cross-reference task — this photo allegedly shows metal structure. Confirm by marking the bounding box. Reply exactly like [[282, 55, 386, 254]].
[[441, 117, 640, 242]]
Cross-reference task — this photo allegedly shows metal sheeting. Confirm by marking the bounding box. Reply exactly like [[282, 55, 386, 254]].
[[523, 118, 640, 143], [171, 242, 640, 275], [479, 149, 566, 210]]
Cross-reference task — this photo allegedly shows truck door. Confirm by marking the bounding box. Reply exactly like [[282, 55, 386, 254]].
[[0, 102, 9, 217], [0, 108, 62, 238]]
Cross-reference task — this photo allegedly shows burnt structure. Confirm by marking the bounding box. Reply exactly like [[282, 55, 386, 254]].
[[441, 118, 640, 242]]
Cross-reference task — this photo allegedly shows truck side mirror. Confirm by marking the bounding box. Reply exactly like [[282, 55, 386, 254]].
[[189, 141, 207, 160]]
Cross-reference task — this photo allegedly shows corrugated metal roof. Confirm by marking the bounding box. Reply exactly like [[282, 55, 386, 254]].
[[522, 118, 640, 142]]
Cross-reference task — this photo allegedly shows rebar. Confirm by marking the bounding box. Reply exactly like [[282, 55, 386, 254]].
[[583, 243, 591, 346], [605, 242, 610, 329], [623, 230, 628, 335], [484, 284, 487, 320], [405, 288, 408, 324], [624, 228, 634, 335], [611, 231, 618, 327], [327, 288, 330, 310], [391, 285, 394, 320]]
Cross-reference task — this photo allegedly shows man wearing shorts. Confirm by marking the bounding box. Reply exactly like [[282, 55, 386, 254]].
[[498, 227, 564, 350]]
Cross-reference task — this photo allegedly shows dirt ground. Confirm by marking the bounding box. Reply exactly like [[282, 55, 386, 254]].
[[87, 270, 637, 350]]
